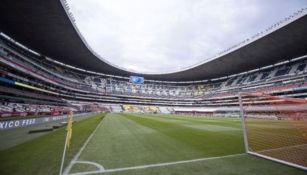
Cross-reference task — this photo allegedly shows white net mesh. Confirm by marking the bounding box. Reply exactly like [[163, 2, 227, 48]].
[[240, 93, 307, 169]]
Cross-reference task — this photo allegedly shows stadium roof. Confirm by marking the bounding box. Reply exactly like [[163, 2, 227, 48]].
[[0, 1, 307, 81]]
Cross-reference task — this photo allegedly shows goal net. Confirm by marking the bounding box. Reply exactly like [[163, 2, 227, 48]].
[[239, 93, 307, 170]]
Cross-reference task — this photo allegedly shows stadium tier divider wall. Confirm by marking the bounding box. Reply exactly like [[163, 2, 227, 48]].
[[239, 92, 307, 171]]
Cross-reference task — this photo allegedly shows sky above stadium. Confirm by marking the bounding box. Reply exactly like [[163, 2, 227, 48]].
[[67, 0, 307, 74]]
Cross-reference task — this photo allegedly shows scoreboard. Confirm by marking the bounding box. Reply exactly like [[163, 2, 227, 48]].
[[129, 76, 144, 84]]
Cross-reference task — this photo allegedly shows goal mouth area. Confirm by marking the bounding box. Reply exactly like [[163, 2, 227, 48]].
[[239, 92, 307, 171]]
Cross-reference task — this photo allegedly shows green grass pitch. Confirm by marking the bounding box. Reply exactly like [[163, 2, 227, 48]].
[[1, 113, 306, 175], [68, 113, 306, 175]]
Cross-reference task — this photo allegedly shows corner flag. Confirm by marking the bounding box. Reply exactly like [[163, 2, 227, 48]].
[[60, 111, 74, 175], [66, 111, 73, 149]]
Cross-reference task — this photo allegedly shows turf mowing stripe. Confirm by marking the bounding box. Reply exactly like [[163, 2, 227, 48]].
[[63, 114, 106, 175], [124, 114, 242, 132], [68, 153, 246, 175], [133, 114, 242, 127], [123, 113, 244, 156], [140, 115, 241, 132], [127, 114, 243, 132]]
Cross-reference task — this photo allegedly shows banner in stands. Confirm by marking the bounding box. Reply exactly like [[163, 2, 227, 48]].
[[0, 113, 89, 130]]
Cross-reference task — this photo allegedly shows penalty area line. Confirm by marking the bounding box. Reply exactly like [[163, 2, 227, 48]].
[[69, 153, 246, 175], [62, 115, 106, 175]]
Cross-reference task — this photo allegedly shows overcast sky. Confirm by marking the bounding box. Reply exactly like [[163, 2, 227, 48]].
[[66, 0, 307, 73]]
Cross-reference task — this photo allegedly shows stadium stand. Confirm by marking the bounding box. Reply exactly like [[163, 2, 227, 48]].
[[143, 106, 160, 114], [0, 102, 77, 117], [122, 105, 142, 113], [1, 31, 307, 117], [0, 9, 307, 118]]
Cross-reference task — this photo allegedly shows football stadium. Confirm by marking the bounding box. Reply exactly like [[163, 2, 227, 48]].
[[0, 1, 307, 175]]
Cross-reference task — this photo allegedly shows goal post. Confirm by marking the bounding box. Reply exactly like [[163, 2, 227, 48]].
[[238, 92, 307, 171]]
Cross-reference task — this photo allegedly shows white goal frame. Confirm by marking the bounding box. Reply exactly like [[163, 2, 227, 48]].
[[238, 93, 307, 171]]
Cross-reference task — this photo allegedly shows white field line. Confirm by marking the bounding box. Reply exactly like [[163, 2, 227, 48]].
[[74, 161, 105, 173], [63, 116, 106, 175], [68, 153, 246, 175]]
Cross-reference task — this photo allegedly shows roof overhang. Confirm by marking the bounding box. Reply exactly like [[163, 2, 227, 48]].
[[0, 1, 307, 81]]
